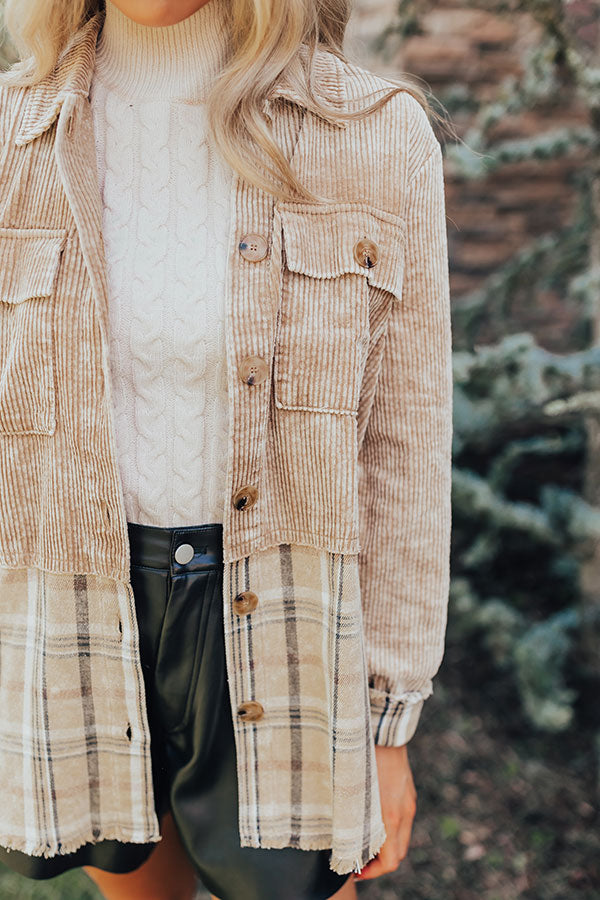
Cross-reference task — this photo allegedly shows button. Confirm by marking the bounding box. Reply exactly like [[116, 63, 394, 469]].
[[237, 701, 264, 721], [353, 237, 379, 269], [232, 484, 258, 511], [239, 233, 268, 262], [238, 355, 269, 386], [174, 542, 194, 564], [233, 591, 259, 615]]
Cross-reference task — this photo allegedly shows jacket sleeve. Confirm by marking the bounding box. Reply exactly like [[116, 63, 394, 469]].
[[357, 131, 453, 747]]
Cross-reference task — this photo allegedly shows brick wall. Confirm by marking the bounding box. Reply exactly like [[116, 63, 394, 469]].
[[346, 1, 593, 351]]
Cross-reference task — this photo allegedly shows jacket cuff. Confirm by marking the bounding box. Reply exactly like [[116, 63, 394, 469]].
[[370, 687, 425, 747]]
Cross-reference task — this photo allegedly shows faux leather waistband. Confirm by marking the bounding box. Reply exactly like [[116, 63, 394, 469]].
[[127, 521, 223, 573]]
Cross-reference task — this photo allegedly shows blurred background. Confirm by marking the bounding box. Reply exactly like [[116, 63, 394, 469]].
[[1, 0, 599, 897]]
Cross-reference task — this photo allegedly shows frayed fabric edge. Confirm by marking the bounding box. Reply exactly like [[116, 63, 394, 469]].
[[0, 828, 162, 859], [238, 823, 388, 876], [330, 824, 388, 876]]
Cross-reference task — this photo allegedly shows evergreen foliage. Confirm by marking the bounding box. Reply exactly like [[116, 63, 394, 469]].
[[386, 0, 600, 737]]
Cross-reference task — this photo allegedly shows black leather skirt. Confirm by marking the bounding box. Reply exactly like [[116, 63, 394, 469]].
[[0, 521, 350, 900]]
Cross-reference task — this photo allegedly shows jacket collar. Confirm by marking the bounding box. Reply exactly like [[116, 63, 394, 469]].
[[14, 8, 347, 146]]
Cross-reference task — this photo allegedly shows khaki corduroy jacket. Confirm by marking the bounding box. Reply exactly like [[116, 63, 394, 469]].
[[0, 8, 452, 876]]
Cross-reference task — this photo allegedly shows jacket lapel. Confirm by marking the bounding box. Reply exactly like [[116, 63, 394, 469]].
[[14, 15, 102, 147], [53, 89, 111, 331]]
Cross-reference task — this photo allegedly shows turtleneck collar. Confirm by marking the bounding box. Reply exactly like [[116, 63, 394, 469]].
[[94, 0, 230, 102]]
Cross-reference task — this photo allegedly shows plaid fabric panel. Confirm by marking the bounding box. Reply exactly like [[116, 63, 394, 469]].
[[0, 566, 160, 857], [370, 687, 426, 747], [224, 544, 386, 875]]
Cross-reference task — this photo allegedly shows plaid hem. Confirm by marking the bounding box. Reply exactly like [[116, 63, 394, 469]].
[[0, 828, 161, 859], [370, 688, 427, 747], [237, 823, 388, 876], [0, 567, 160, 857]]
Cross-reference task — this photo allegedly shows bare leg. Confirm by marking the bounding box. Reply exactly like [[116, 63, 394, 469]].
[[84, 810, 197, 900], [329, 878, 358, 900]]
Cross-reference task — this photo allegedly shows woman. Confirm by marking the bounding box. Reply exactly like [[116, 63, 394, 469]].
[[0, 0, 453, 898]]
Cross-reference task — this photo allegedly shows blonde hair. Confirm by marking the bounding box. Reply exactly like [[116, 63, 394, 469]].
[[0, 0, 450, 202]]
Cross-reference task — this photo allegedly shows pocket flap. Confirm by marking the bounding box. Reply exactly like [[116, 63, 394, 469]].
[[0, 227, 68, 304], [277, 202, 407, 301]]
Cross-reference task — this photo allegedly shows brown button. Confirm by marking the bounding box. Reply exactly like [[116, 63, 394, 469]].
[[353, 237, 379, 269], [238, 356, 269, 386], [232, 484, 258, 511], [239, 233, 268, 262], [233, 590, 259, 615], [237, 700, 264, 722]]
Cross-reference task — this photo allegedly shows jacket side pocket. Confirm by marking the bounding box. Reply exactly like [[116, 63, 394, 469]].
[[0, 227, 68, 436], [274, 202, 406, 416]]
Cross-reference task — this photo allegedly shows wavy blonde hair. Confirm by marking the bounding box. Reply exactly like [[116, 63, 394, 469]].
[[0, 0, 449, 202]]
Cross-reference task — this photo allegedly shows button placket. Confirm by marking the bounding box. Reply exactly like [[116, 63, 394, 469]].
[[226, 216, 274, 552]]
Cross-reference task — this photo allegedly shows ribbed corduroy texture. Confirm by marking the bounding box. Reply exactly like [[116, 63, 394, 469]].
[[0, 7, 452, 875]]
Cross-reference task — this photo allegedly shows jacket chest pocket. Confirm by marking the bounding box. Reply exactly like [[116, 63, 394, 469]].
[[273, 203, 406, 415], [0, 228, 67, 436]]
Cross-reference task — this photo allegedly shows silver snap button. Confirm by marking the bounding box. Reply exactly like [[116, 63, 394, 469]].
[[174, 543, 194, 565]]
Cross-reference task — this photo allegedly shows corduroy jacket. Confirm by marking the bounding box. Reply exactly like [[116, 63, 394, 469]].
[[0, 7, 452, 876]]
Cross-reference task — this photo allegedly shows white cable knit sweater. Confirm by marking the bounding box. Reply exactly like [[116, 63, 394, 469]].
[[90, 0, 233, 527]]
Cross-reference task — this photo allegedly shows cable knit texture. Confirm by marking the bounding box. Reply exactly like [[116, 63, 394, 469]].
[[90, 0, 232, 526]]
